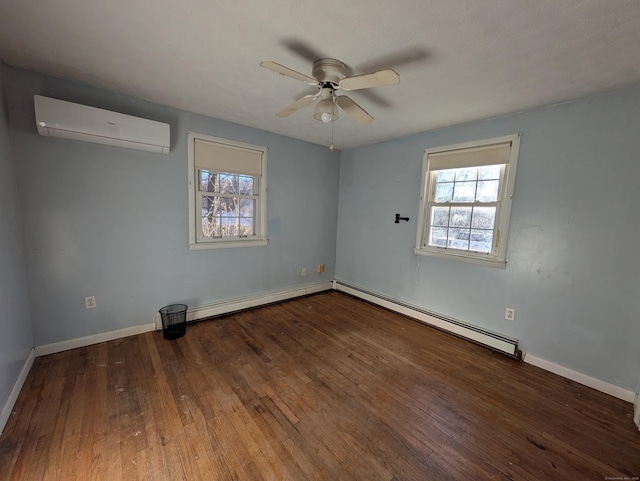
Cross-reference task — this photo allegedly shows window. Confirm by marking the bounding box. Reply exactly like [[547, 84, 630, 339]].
[[415, 134, 520, 268], [188, 132, 267, 249]]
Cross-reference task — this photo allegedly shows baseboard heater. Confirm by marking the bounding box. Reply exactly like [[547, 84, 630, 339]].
[[333, 281, 521, 360], [154, 281, 333, 329]]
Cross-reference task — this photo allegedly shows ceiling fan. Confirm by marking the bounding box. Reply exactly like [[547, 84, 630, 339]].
[[260, 58, 400, 124]]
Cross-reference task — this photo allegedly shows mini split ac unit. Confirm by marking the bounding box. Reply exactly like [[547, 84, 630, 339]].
[[34, 95, 170, 154]]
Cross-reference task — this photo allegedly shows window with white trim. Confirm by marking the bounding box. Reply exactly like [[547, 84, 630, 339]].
[[415, 134, 520, 268], [188, 132, 267, 249]]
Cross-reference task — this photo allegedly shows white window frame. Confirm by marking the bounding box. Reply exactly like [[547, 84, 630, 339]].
[[188, 131, 268, 250], [414, 133, 520, 268]]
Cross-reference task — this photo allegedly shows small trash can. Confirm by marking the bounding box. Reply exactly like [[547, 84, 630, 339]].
[[159, 304, 187, 340]]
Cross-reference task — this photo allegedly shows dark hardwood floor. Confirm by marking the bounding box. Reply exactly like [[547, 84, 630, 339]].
[[1, 291, 638, 480]]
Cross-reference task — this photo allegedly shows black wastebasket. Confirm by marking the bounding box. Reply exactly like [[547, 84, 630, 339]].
[[159, 304, 187, 339]]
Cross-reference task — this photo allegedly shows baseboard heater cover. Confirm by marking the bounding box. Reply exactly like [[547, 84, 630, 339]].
[[155, 281, 333, 329], [334, 281, 521, 359]]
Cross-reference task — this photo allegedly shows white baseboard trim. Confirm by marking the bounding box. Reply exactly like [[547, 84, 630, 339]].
[[524, 354, 635, 403], [634, 393, 640, 430], [34, 323, 157, 357], [333, 280, 520, 358], [0, 348, 36, 435], [155, 281, 333, 329]]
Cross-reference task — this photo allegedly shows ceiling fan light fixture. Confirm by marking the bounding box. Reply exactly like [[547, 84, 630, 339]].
[[313, 98, 338, 123]]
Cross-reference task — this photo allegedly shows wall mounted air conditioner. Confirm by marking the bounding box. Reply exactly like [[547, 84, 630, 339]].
[[34, 95, 170, 154]]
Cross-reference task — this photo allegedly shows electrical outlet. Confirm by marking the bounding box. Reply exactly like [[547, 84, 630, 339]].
[[505, 307, 515, 321], [301, 268, 307, 277], [85, 296, 96, 309], [317, 263, 325, 273]]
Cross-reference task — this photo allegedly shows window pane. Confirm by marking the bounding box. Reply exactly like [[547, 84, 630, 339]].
[[239, 198, 255, 236], [434, 182, 453, 202], [201, 196, 220, 238], [199, 170, 218, 193], [470, 229, 493, 253], [220, 217, 239, 237], [239, 198, 254, 218], [219, 174, 238, 194], [429, 227, 448, 247], [450, 206, 472, 228], [455, 168, 477, 182], [471, 207, 496, 229], [239, 217, 254, 236], [478, 164, 501, 180], [431, 206, 450, 227], [452, 181, 476, 202], [436, 169, 455, 182], [476, 180, 499, 202], [201, 195, 217, 217], [239, 175, 254, 195], [202, 218, 221, 238], [217, 197, 237, 216], [448, 228, 470, 250]]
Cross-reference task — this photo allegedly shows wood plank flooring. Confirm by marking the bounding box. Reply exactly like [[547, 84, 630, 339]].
[[1, 291, 639, 480]]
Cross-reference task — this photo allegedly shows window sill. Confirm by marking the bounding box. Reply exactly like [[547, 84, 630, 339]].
[[414, 247, 506, 269], [190, 239, 269, 250]]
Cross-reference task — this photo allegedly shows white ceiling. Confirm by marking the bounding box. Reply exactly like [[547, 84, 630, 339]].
[[1, 0, 640, 149]]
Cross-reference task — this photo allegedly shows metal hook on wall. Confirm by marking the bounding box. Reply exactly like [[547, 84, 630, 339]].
[[395, 213, 409, 223]]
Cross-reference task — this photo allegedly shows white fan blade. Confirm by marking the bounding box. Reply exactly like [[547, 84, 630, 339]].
[[339, 69, 400, 91], [336, 96, 373, 124], [276, 94, 318, 117], [260, 61, 317, 85]]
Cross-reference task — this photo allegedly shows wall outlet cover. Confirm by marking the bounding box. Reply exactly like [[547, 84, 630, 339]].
[[85, 296, 96, 309]]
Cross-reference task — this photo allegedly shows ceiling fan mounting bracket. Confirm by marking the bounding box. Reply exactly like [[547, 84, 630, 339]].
[[319, 81, 337, 90]]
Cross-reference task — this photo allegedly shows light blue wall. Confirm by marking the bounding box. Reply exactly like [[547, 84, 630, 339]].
[[336, 87, 640, 391], [4, 62, 639, 395], [5, 66, 339, 347], [0, 62, 34, 411]]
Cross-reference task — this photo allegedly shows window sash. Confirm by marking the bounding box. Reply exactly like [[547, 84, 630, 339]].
[[423, 202, 503, 254], [197, 171, 259, 196], [427, 165, 506, 205], [197, 185, 260, 242], [197, 193, 257, 241]]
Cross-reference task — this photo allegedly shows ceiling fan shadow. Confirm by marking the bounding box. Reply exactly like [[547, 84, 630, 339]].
[[355, 89, 393, 109], [281, 38, 327, 63], [355, 46, 431, 73]]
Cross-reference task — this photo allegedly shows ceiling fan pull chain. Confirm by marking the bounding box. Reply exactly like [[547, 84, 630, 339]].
[[330, 107, 335, 151]]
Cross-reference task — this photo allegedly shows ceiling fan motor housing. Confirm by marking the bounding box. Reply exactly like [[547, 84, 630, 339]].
[[312, 58, 346, 85]]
